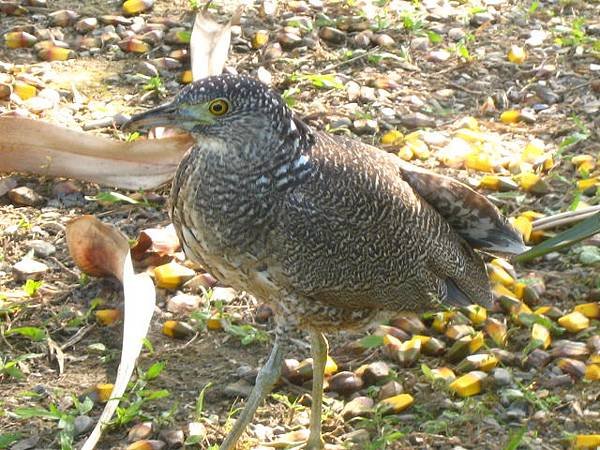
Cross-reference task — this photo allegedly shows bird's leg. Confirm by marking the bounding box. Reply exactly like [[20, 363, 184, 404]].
[[306, 329, 328, 450], [220, 338, 284, 450]]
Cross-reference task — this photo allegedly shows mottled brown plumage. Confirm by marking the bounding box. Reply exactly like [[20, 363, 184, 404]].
[[125, 74, 526, 449]]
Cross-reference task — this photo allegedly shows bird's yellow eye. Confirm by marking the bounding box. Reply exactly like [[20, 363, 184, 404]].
[[208, 98, 229, 116]]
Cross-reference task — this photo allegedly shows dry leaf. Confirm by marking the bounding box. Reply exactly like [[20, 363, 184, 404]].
[[65, 216, 156, 450], [0, 117, 192, 190], [190, 3, 243, 80]]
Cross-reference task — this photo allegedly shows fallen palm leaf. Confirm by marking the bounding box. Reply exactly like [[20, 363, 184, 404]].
[[514, 212, 600, 263], [190, 2, 243, 81], [66, 216, 156, 450], [0, 117, 192, 190], [531, 205, 600, 231]]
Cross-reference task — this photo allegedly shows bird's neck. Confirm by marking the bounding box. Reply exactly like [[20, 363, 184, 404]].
[[196, 115, 316, 190]]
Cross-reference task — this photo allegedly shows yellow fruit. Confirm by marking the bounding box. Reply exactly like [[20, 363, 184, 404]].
[[521, 140, 545, 163], [469, 331, 484, 353], [96, 383, 114, 402], [405, 138, 429, 160], [449, 371, 488, 397], [162, 320, 194, 339], [584, 364, 600, 381], [181, 70, 193, 84], [574, 435, 600, 449], [507, 45, 526, 64], [432, 311, 455, 333], [488, 264, 514, 286], [531, 323, 551, 349], [324, 356, 338, 376], [4, 31, 37, 48], [574, 303, 600, 319], [13, 81, 37, 100], [123, 0, 154, 15], [95, 309, 121, 326], [465, 305, 487, 326], [500, 110, 520, 124], [153, 261, 195, 289], [380, 129, 403, 146], [509, 216, 532, 242], [252, 30, 269, 49], [430, 367, 456, 382], [558, 311, 590, 333], [455, 128, 484, 143], [485, 318, 507, 347], [206, 316, 223, 331], [38, 46, 72, 61], [379, 393, 414, 413], [577, 177, 599, 191], [397, 145, 414, 161], [465, 151, 494, 172]]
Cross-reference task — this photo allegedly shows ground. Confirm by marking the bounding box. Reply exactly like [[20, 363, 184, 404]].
[[1, 1, 599, 449]]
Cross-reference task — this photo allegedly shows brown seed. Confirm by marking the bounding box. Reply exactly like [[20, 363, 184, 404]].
[[374, 324, 410, 341], [390, 315, 426, 335], [550, 340, 589, 359], [490, 348, 519, 366], [255, 303, 274, 322], [99, 15, 133, 26], [374, 33, 395, 47], [353, 30, 372, 48], [119, 37, 151, 53], [150, 57, 182, 70], [524, 348, 552, 369], [557, 358, 586, 379], [165, 27, 190, 45], [141, 29, 163, 45], [168, 48, 189, 61], [128, 422, 154, 442], [1, 2, 28, 15], [75, 17, 98, 33], [282, 358, 301, 382], [356, 361, 390, 386], [277, 30, 303, 48], [49, 9, 79, 27], [587, 335, 600, 354], [445, 324, 475, 340], [318, 26, 345, 44], [327, 371, 364, 395], [263, 43, 283, 62], [377, 379, 403, 401], [341, 396, 374, 420], [0, 81, 12, 99]]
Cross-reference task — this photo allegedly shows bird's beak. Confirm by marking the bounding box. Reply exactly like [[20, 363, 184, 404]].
[[122, 101, 213, 132]]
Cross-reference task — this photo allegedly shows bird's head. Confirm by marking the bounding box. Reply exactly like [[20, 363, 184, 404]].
[[124, 75, 309, 153]]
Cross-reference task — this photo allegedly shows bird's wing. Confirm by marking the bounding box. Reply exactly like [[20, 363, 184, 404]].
[[270, 131, 493, 311], [390, 157, 527, 255]]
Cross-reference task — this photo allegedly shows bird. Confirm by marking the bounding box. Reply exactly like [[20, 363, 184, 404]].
[[124, 74, 526, 449]]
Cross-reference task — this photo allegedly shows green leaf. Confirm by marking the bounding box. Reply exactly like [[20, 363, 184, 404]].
[[87, 191, 140, 205], [427, 31, 442, 44], [359, 334, 384, 349], [503, 426, 527, 450], [0, 433, 22, 449], [22, 279, 43, 297], [141, 389, 170, 401], [5, 326, 47, 342], [144, 361, 166, 380], [514, 212, 600, 262], [12, 406, 61, 420]]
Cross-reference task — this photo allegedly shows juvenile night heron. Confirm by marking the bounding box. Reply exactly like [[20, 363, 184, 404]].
[[125, 74, 526, 449]]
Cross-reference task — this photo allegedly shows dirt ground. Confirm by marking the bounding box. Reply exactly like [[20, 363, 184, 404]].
[[1, 0, 599, 449]]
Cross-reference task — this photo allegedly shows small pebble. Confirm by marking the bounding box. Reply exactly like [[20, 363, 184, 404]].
[[341, 396, 374, 419], [13, 258, 49, 281], [74, 415, 94, 435], [159, 429, 184, 448], [28, 240, 56, 258], [8, 186, 44, 207], [224, 379, 253, 398], [491, 368, 512, 386]]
